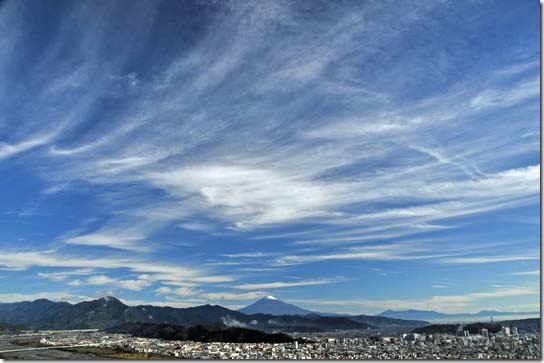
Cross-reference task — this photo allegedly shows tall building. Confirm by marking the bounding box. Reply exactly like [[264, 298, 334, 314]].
[[456, 325, 464, 336]]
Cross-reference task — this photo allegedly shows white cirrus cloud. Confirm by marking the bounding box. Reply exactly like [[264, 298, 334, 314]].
[[232, 278, 342, 290]]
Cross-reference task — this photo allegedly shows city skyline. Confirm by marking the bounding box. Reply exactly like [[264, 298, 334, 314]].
[[0, 0, 540, 315]]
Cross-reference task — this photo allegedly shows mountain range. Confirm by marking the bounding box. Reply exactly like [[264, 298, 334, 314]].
[[0, 296, 427, 332], [378, 309, 540, 322], [239, 296, 539, 324], [1, 296, 538, 332]]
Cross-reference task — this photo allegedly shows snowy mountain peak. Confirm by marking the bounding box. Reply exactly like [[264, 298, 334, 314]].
[[239, 296, 314, 316]]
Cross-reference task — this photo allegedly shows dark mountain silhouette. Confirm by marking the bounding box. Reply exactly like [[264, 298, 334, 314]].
[[49, 297, 251, 330], [495, 318, 540, 333], [107, 322, 295, 343], [51, 296, 129, 329], [0, 298, 71, 329], [249, 313, 373, 331]]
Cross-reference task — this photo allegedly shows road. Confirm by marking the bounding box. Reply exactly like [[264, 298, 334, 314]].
[[0, 343, 97, 353]]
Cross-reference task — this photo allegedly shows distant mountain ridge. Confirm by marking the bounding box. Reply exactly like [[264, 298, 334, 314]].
[[0, 296, 427, 332], [238, 296, 428, 328], [379, 309, 540, 322]]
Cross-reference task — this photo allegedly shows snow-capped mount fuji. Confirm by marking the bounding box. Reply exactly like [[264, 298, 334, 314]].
[[238, 296, 314, 316]]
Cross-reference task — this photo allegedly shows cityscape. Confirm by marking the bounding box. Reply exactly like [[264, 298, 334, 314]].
[[0, 0, 540, 360], [0, 321, 541, 360]]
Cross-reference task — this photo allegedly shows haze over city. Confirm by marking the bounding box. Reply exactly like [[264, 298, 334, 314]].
[[0, 0, 540, 317]]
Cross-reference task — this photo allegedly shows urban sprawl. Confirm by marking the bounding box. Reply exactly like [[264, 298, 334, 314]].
[[5, 324, 540, 360]]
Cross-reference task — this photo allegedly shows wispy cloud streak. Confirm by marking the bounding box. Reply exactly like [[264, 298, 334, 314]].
[[0, 0, 539, 308]]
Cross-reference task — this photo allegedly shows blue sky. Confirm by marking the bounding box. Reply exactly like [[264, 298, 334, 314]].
[[0, 0, 540, 315]]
